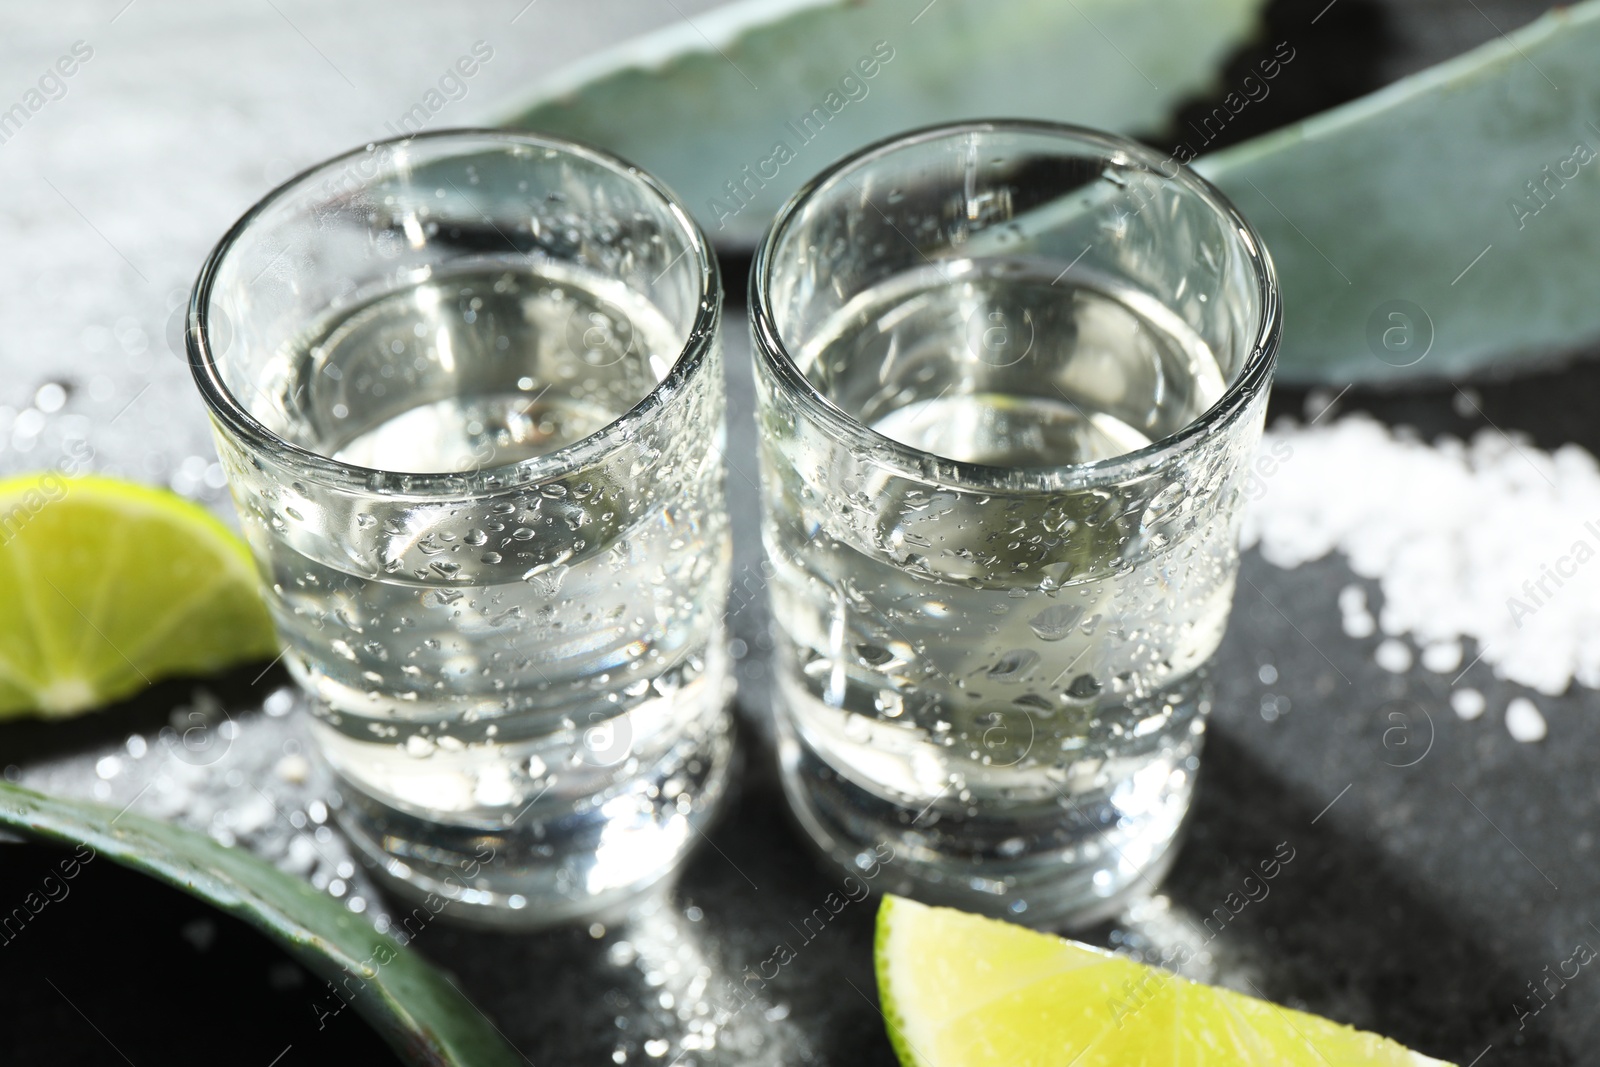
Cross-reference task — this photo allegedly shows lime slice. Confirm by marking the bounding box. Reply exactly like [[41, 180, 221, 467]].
[[0, 474, 277, 719], [876, 894, 1455, 1067]]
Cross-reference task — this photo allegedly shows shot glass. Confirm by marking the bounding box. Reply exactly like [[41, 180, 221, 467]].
[[750, 121, 1279, 927], [188, 131, 732, 926]]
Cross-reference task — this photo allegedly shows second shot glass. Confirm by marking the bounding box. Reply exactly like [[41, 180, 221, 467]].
[[750, 121, 1280, 926]]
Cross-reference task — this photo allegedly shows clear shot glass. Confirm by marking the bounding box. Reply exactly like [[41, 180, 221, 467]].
[[750, 121, 1279, 927], [188, 131, 732, 926]]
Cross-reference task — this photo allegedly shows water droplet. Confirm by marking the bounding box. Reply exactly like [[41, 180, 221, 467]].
[[464, 529, 488, 546], [1029, 604, 1085, 642], [855, 644, 894, 667], [1066, 673, 1102, 700], [1142, 481, 1186, 526], [987, 649, 1039, 683]]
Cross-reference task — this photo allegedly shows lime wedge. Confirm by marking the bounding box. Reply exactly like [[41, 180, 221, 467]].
[[0, 474, 277, 719], [875, 894, 1455, 1067]]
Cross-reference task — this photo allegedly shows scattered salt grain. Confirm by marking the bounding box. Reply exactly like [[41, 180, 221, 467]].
[[34, 382, 67, 414], [1336, 584, 1379, 638], [283, 834, 318, 875], [1374, 639, 1413, 674], [1451, 688, 1487, 720], [1420, 640, 1463, 674], [231, 794, 275, 835], [1505, 697, 1547, 743], [1341, 610, 1377, 639], [275, 753, 310, 784]]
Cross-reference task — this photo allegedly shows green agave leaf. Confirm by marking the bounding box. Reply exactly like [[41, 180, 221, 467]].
[[1198, 1, 1600, 385], [497, 0, 1266, 246], [0, 782, 521, 1067]]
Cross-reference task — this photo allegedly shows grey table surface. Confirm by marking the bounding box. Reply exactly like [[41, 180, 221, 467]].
[[2, 1, 1596, 1065]]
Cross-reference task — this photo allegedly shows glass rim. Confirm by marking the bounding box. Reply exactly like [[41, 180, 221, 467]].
[[187, 127, 721, 496], [749, 118, 1282, 493]]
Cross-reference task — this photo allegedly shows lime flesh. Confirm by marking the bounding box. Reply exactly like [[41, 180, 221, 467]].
[[0, 474, 277, 719], [875, 894, 1456, 1067]]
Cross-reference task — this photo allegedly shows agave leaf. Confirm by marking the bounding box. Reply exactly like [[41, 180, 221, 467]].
[[1198, 1, 1600, 385], [0, 782, 521, 1067], [496, 0, 1266, 246]]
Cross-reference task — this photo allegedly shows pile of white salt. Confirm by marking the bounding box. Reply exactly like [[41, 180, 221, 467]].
[[1242, 411, 1599, 742]]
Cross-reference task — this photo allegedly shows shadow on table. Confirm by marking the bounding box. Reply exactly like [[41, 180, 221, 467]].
[[420, 726, 1567, 1066], [1100, 728, 1568, 1066]]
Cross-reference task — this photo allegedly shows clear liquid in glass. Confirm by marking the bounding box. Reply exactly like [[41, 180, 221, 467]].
[[236, 263, 731, 921], [764, 259, 1236, 925]]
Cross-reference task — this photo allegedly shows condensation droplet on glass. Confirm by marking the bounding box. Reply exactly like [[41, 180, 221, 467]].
[[987, 649, 1039, 683], [1029, 603, 1085, 642]]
